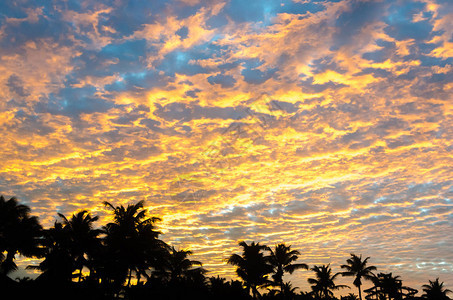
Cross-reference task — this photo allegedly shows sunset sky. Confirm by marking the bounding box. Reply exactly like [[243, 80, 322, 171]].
[[0, 0, 452, 294]]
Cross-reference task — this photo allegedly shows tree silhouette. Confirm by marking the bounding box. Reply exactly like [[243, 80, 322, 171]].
[[266, 281, 298, 299], [153, 246, 204, 283], [209, 276, 251, 299], [2, 195, 451, 300], [0, 196, 43, 275], [29, 221, 74, 282], [341, 293, 359, 300], [267, 243, 308, 292], [365, 272, 417, 300], [103, 200, 163, 287], [228, 241, 273, 299], [57, 210, 102, 281], [341, 254, 376, 300], [308, 264, 349, 299], [422, 278, 452, 300], [134, 214, 168, 285]]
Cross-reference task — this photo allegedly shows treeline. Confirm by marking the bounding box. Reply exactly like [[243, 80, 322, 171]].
[[0, 196, 451, 300]]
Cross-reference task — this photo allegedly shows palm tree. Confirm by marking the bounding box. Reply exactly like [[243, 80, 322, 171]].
[[57, 210, 102, 281], [209, 276, 251, 299], [265, 281, 299, 299], [341, 294, 359, 300], [365, 272, 416, 300], [228, 241, 273, 299], [103, 200, 163, 287], [153, 246, 204, 283], [374, 273, 402, 300], [0, 196, 43, 275], [280, 281, 299, 299], [308, 264, 349, 299], [422, 278, 452, 300], [341, 254, 376, 300], [28, 221, 74, 282], [267, 243, 308, 292]]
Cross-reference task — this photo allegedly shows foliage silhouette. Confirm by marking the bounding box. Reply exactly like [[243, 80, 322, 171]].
[[364, 272, 418, 300], [341, 254, 376, 300], [308, 264, 349, 299], [340, 293, 359, 300], [103, 200, 164, 288], [0, 196, 43, 275], [0, 195, 452, 300], [264, 281, 299, 299], [228, 241, 274, 299], [421, 278, 451, 300], [153, 246, 204, 283], [57, 210, 102, 281], [28, 221, 75, 282], [208, 275, 251, 299], [267, 243, 308, 293]]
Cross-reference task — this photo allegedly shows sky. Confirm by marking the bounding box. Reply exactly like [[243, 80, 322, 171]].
[[0, 0, 452, 295]]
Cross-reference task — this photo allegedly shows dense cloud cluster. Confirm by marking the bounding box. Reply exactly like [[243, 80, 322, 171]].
[[0, 0, 452, 294]]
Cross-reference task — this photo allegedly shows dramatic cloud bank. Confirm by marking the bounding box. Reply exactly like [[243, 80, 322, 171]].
[[1, 0, 452, 293]]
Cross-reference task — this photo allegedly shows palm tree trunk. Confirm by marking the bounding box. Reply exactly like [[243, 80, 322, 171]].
[[1, 250, 16, 275], [358, 284, 362, 300], [252, 286, 261, 300], [276, 268, 284, 293], [245, 285, 252, 299], [136, 269, 141, 285], [127, 268, 132, 287]]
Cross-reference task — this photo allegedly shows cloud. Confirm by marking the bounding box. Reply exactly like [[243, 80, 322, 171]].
[[0, 6, 70, 51], [73, 39, 148, 78], [242, 66, 277, 84], [7, 75, 29, 97], [97, 0, 167, 36], [207, 73, 236, 88], [36, 85, 115, 118], [176, 26, 189, 39], [153, 102, 253, 122], [332, 0, 387, 50], [384, 2, 434, 41], [1, 0, 452, 292], [156, 49, 213, 76]]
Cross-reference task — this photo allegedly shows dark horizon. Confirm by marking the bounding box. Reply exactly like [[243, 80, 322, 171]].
[[1, 195, 452, 300]]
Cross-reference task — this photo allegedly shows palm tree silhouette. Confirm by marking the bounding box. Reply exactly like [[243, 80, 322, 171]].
[[57, 210, 102, 281], [209, 276, 251, 299], [29, 221, 74, 282], [372, 272, 401, 300], [341, 293, 359, 300], [422, 278, 452, 300], [154, 246, 204, 283], [135, 214, 169, 285], [103, 200, 163, 287], [228, 241, 273, 299], [280, 281, 299, 299], [341, 254, 376, 300], [0, 196, 43, 275], [267, 243, 308, 292], [265, 281, 299, 299], [5, 196, 450, 299], [308, 264, 349, 299], [365, 272, 417, 300]]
